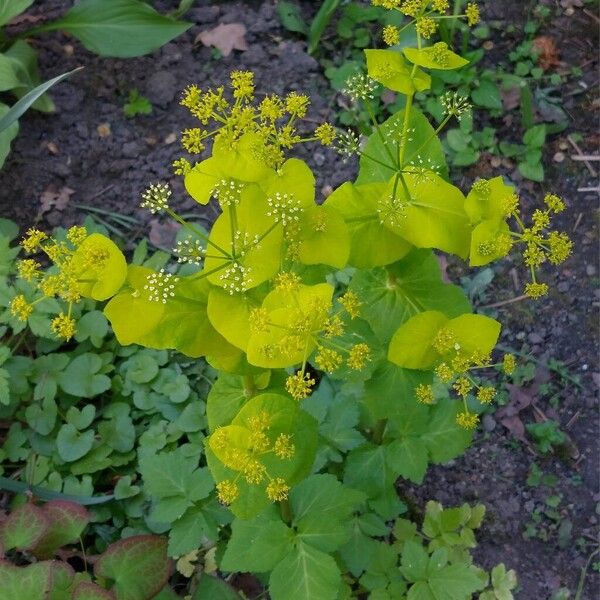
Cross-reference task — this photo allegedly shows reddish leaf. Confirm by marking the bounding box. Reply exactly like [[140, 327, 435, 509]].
[[0, 560, 53, 600], [0, 501, 49, 551], [94, 535, 172, 600], [196, 23, 248, 56], [33, 500, 90, 559], [72, 581, 117, 600], [532, 36, 560, 69], [39, 185, 75, 214]]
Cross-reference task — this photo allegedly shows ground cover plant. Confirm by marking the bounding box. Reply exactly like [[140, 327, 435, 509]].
[[0, 0, 597, 598]]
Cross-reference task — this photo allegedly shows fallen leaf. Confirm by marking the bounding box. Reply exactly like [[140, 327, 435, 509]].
[[533, 36, 560, 70], [501, 86, 521, 111], [39, 186, 75, 214], [196, 23, 248, 56], [164, 133, 177, 145], [45, 142, 59, 155]]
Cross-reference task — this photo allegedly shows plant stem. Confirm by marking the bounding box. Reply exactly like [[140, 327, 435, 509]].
[[242, 374, 256, 398], [279, 498, 292, 524]]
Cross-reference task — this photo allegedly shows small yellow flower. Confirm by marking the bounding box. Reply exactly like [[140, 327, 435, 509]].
[[435, 362, 454, 384], [477, 387, 496, 404], [347, 343, 371, 370], [285, 371, 316, 400], [456, 411, 479, 429], [266, 478, 290, 502], [10, 295, 33, 321], [415, 383, 435, 405], [242, 459, 267, 484], [249, 430, 271, 453], [314, 123, 336, 146], [453, 376, 472, 397], [22, 228, 47, 254], [315, 347, 343, 373], [432, 0, 449, 13], [259, 95, 284, 121], [416, 16, 437, 38], [433, 328, 457, 354], [17, 259, 41, 282], [323, 315, 344, 338], [173, 157, 191, 176], [249, 307, 270, 334], [285, 92, 310, 118], [501, 193, 520, 217], [181, 128, 206, 153], [51, 313, 76, 341], [525, 282, 548, 299], [211, 427, 228, 450], [547, 232, 573, 265], [216, 480, 239, 505], [503, 354, 516, 376], [230, 70, 254, 100], [274, 433, 295, 459], [274, 271, 302, 292], [66, 226, 88, 246], [544, 193, 565, 214], [383, 24, 400, 46], [339, 291, 361, 319], [399, 0, 422, 17], [465, 2, 480, 26]]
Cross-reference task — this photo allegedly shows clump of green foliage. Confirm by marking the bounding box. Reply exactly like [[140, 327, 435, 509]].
[[1, 1, 576, 598], [0, 0, 192, 168]]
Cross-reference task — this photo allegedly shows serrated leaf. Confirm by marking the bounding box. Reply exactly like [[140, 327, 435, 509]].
[[269, 540, 340, 600], [386, 437, 428, 484], [400, 540, 429, 582], [221, 510, 293, 573], [94, 535, 172, 600]]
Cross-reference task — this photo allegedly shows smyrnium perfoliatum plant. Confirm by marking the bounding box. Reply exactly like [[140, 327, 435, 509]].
[[8, 1, 571, 597]]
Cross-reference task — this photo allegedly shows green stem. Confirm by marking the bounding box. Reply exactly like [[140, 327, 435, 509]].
[[399, 93, 414, 168], [366, 102, 398, 169], [242, 374, 256, 398], [279, 498, 292, 524], [166, 208, 230, 258], [371, 419, 386, 444]]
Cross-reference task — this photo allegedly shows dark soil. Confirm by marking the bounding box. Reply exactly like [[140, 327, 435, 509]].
[[0, 1, 598, 598]]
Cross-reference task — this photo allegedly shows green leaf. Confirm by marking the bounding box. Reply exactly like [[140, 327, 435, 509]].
[[25, 396, 57, 435], [0, 54, 22, 92], [221, 510, 294, 573], [400, 540, 429, 582], [386, 437, 428, 484], [94, 535, 172, 600], [269, 540, 341, 600], [350, 249, 470, 344], [58, 353, 111, 398], [66, 405, 96, 431], [123, 88, 152, 117], [0, 68, 82, 134], [74, 310, 109, 347], [428, 563, 486, 598], [0, 0, 34, 26], [193, 574, 242, 600], [71, 582, 116, 600], [518, 160, 544, 182], [140, 448, 213, 503], [0, 102, 19, 168], [0, 562, 53, 600], [168, 506, 213, 556], [523, 124, 546, 148], [423, 402, 472, 464], [277, 0, 308, 34], [308, 0, 341, 54], [4, 40, 55, 112], [56, 425, 95, 462], [32, 500, 90, 559], [0, 501, 49, 550], [44, 0, 191, 58], [471, 79, 502, 110]]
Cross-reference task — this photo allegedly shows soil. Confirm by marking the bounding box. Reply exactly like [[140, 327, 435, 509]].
[[0, 0, 598, 598]]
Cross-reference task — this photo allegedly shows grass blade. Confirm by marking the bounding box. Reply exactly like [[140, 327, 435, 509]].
[[308, 0, 341, 55], [0, 66, 83, 134]]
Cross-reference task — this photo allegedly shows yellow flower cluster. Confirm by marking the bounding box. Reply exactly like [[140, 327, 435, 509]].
[[511, 193, 572, 299], [11, 226, 107, 341], [285, 370, 316, 400], [177, 71, 332, 170], [212, 412, 295, 506]]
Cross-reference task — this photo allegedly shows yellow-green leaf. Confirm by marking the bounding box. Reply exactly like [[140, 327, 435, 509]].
[[403, 43, 469, 71], [365, 49, 431, 94]]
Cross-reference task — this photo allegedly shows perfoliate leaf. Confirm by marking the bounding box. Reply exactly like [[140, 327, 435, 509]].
[[325, 181, 412, 269], [403, 45, 469, 71], [365, 49, 431, 94], [356, 107, 448, 185]]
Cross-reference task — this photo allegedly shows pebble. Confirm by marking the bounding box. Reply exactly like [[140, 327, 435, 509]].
[[586, 264, 596, 276], [314, 152, 326, 167], [528, 332, 544, 344], [122, 142, 141, 159], [146, 71, 178, 107], [557, 281, 569, 293]]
